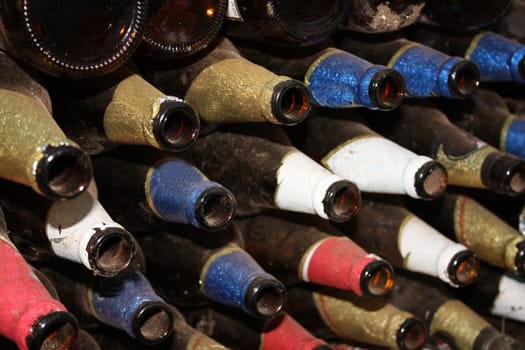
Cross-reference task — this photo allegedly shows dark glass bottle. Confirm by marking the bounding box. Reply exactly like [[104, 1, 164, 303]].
[[0, 180, 137, 277], [40, 264, 174, 345], [139, 37, 311, 125], [338, 35, 480, 99], [237, 212, 395, 297], [405, 193, 525, 275], [495, 0, 525, 44], [141, 0, 227, 57], [185, 305, 332, 350], [47, 64, 200, 155], [337, 196, 479, 288], [222, 0, 351, 46], [189, 130, 361, 222], [93, 153, 236, 232], [0, 50, 92, 199], [285, 286, 427, 350], [366, 101, 525, 196], [0, 0, 148, 77], [291, 112, 448, 200], [238, 44, 405, 110], [137, 224, 286, 319], [389, 271, 523, 350], [0, 209, 78, 350]]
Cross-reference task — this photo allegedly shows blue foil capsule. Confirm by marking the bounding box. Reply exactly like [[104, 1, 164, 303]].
[[503, 116, 525, 159], [89, 268, 173, 345], [305, 49, 405, 110], [146, 159, 236, 230], [466, 32, 525, 82]]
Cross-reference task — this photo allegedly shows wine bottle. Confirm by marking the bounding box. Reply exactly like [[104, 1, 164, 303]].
[[139, 37, 312, 125], [338, 35, 480, 99], [223, 0, 351, 46], [389, 271, 523, 350], [185, 305, 332, 350], [409, 27, 525, 83], [141, 0, 227, 58], [495, 0, 525, 44], [292, 113, 448, 200], [405, 193, 525, 275], [73, 329, 102, 350], [0, 50, 92, 199], [0, 209, 78, 350], [337, 196, 479, 288], [137, 225, 286, 319], [0, 180, 137, 277], [366, 101, 525, 196], [189, 130, 361, 222], [0, 0, 148, 77], [285, 286, 427, 350], [236, 212, 395, 297], [40, 264, 174, 345], [47, 65, 200, 155], [93, 153, 236, 232], [238, 44, 405, 110]]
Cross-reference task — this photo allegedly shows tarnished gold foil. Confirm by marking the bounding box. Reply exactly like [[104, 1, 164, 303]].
[[499, 114, 517, 153], [430, 300, 490, 350], [386, 42, 420, 68], [185, 58, 289, 124], [320, 135, 378, 169], [199, 244, 242, 293], [435, 144, 496, 188], [312, 291, 412, 348], [104, 74, 166, 148], [453, 195, 524, 270], [464, 32, 488, 60], [186, 331, 229, 349], [0, 89, 76, 195]]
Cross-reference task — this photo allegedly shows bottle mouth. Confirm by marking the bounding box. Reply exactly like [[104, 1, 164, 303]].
[[514, 240, 525, 275], [369, 69, 405, 110], [26, 311, 78, 350], [132, 301, 174, 345], [397, 318, 427, 350], [322, 180, 361, 222], [153, 99, 200, 151], [489, 156, 525, 196], [87, 228, 137, 277], [271, 80, 312, 125], [448, 60, 480, 98], [36, 145, 93, 199], [360, 260, 395, 297], [447, 250, 480, 287], [244, 276, 287, 319], [194, 187, 237, 231], [415, 161, 448, 200]]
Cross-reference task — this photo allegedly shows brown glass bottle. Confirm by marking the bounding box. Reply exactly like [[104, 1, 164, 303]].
[[0, 50, 92, 199], [140, 37, 311, 125], [366, 101, 525, 196], [0, 0, 148, 77], [236, 212, 394, 297]]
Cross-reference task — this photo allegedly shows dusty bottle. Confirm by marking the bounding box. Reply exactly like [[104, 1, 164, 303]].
[[185, 305, 332, 350], [40, 264, 174, 345], [222, 0, 351, 46], [338, 196, 479, 288], [93, 153, 236, 231], [495, 0, 525, 44], [285, 286, 427, 350], [338, 35, 480, 99], [139, 37, 312, 125], [237, 212, 395, 297], [389, 271, 523, 350], [366, 101, 525, 196], [137, 225, 287, 319], [292, 112, 448, 200], [405, 193, 525, 275], [0, 0, 148, 77], [409, 27, 525, 83], [141, 0, 227, 57], [0, 209, 79, 350], [189, 130, 361, 222], [0, 50, 92, 199], [238, 44, 405, 110], [47, 64, 200, 155]]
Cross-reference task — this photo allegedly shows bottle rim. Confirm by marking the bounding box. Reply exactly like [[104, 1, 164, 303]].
[[322, 180, 361, 222], [87, 227, 137, 277], [194, 186, 237, 231], [244, 276, 287, 319], [415, 160, 448, 200], [369, 68, 406, 111], [26, 311, 78, 350], [153, 99, 200, 151], [447, 60, 480, 98], [271, 80, 312, 125], [447, 250, 480, 287], [360, 259, 395, 297], [396, 317, 427, 350], [132, 300, 174, 345]]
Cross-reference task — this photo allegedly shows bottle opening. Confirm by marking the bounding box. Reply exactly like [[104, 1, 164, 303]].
[[245, 277, 286, 319], [449, 61, 480, 98], [361, 260, 395, 297], [37, 145, 93, 199], [272, 80, 311, 125], [370, 69, 405, 110], [92, 229, 136, 277], [448, 251, 480, 287], [509, 168, 525, 195], [154, 101, 200, 151], [416, 161, 448, 199], [27, 312, 78, 350], [397, 318, 426, 350], [323, 180, 361, 222], [515, 241, 525, 275], [134, 302, 173, 344], [196, 188, 236, 231]]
